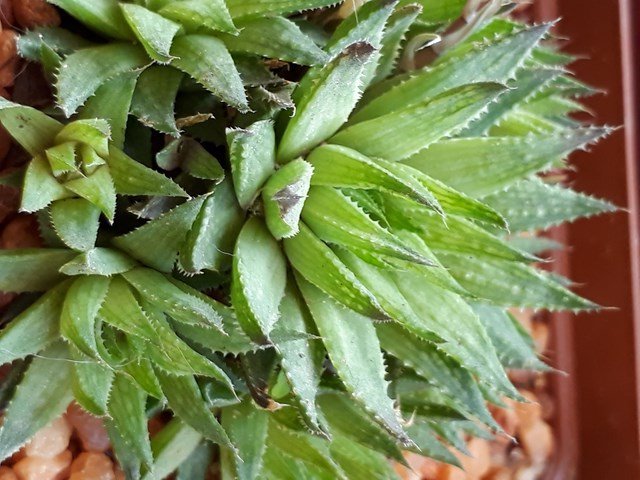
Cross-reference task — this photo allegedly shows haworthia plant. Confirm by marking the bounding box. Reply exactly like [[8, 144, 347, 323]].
[[0, 1, 617, 479]]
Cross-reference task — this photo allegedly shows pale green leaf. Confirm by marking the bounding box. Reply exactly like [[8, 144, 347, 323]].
[[297, 278, 409, 444], [303, 186, 433, 266], [55, 43, 149, 116], [398, 0, 465, 25], [178, 179, 244, 273], [403, 127, 610, 198], [171, 35, 248, 111], [283, 223, 388, 320], [21, 155, 70, 213], [263, 159, 313, 239], [121, 3, 180, 63], [156, 137, 224, 181], [159, 0, 237, 35], [331, 83, 506, 161], [227, 120, 276, 209], [307, 144, 441, 211], [330, 433, 402, 480], [0, 249, 76, 293], [472, 303, 549, 371], [45, 141, 77, 176], [79, 71, 140, 148], [59, 248, 138, 276], [131, 66, 183, 135], [107, 374, 154, 469], [231, 217, 287, 342], [60, 275, 111, 357], [113, 196, 206, 272], [221, 398, 269, 480], [0, 342, 73, 462], [48, 0, 133, 39], [176, 440, 212, 480], [0, 282, 69, 364], [439, 252, 599, 310], [226, 0, 339, 18], [277, 42, 376, 163], [221, 17, 328, 66], [55, 118, 111, 156], [17, 26, 93, 61], [0, 98, 63, 156], [352, 24, 549, 123], [122, 268, 224, 329], [142, 419, 203, 480], [64, 166, 116, 222], [108, 145, 187, 197], [482, 178, 617, 232], [71, 349, 114, 416], [155, 371, 234, 449], [50, 198, 101, 251]]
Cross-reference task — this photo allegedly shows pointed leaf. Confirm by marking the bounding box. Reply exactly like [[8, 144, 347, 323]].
[[21, 155, 70, 212], [232, 217, 287, 342], [283, 223, 389, 320], [307, 144, 440, 210], [45, 141, 77, 176], [108, 145, 187, 197], [71, 349, 115, 416], [352, 24, 549, 123], [302, 186, 433, 266], [221, 398, 269, 480], [228, 120, 276, 209], [55, 119, 111, 157], [155, 371, 234, 449], [50, 198, 101, 251], [263, 159, 313, 239], [0, 98, 63, 155], [121, 3, 180, 63], [60, 276, 110, 357], [226, 0, 339, 18], [221, 17, 328, 66], [272, 283, 324, 432], [440, 252, 598, 310], [482, 178, 617, 232], [113, 196, 206, 272], [64, 166, 116, 221], [79, 71, 140, 148], [122, 268, 224, 329], [179, 179, 244, 273], [331, 83, 506, 162], [404, 127, 610, 198], [0, 249, 77, 293], [159, 0, 237, 35], [171, 35, 247, 111], [0, 282, 69, 364], [108, 374, 154, 469], [48, 0, 132, 39], [297, 278, 409, 444], [157, 137, 224, 181], [277, 42, 376, 163], [56, 43, 149, 117], [0, 342, 73, 462], [131, 66, 183, 135], [142, 419, 203, 480], [59, 248, 138, 276]]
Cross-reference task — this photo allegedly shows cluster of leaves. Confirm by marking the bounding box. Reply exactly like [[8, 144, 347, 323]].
[[0, 0, 616, 479]]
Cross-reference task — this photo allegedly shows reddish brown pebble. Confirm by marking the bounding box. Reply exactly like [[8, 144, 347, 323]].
[[520, 420, 554, 465], [0, 0, 14, 28], [113, 467, 125, 480], [12, 450, 72, 480], [532, 322, 549, 353], [483, 466, 511, 480], [25, 416, 72, 459], [11, 0, 60, 29], [491, 400, 519, 438], [0, 466, 17, 480], [66, 404, 111, 453], [0, 30, 16, 69], [0, 215, 41, 249], [69, 453, 115, 480]]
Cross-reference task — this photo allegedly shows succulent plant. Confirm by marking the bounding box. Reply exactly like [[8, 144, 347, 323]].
[[0, 0, 616, 479]]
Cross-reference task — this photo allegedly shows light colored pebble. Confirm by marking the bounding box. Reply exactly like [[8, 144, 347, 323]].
[[12, 450, 71, 480], [66, 404, 111, 452], [520, 420, 554, 465], [69, 452, 115, 480], [24, 417, 72, 459], [515, 390, 542, 431]]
